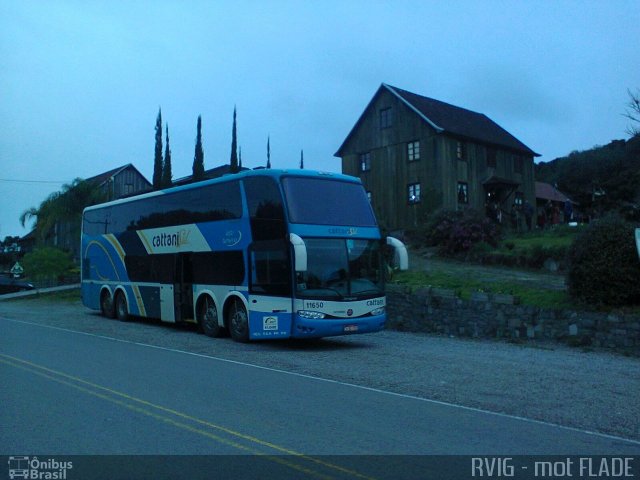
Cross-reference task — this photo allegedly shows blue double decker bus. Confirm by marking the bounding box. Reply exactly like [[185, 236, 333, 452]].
[[81, 169, 407, 342]]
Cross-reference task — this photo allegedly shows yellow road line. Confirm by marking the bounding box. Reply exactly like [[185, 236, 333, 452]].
[[0, 356, 333, 480], [0, 353, 376, 480]]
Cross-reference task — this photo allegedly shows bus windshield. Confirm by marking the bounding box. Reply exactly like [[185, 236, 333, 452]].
[[296, 238, 383, 299], [282, 177, 377, 226]]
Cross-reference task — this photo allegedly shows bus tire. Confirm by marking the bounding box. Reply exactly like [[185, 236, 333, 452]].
[[198, 295, 224, 338], [100, 290, 116, 319], [115, 291, 130, 322], [228, 299, 249, 343]]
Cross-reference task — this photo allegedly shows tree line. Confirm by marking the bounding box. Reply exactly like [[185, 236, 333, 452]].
[[151, 106, 305, 190]]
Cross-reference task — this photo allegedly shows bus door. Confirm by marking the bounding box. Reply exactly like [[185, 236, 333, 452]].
[[174, 253, 194, 322], [248, 240, 293, 339]]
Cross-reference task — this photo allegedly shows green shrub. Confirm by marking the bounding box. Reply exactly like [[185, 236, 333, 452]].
[[22, 247, 75, 281], [567, 216, 640, 307]]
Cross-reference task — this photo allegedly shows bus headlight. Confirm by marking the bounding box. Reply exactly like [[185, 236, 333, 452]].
[[298, 311, 326, 319], [370, 307, 385, 316]]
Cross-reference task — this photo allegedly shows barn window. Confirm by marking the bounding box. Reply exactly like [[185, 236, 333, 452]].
[[380, 108, 393, 129], [360, 152, 371, 172], [408, 183, 421, 204], [407, 141, 420, 161], [457, 182, 469, 204], [514, 191, 524, 206], [514, 156, 524, 174], [487, 148, 497, 168]]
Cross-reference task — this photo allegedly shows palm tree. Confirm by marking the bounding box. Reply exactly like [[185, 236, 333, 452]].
[[20, 178, 106, 244], [20, 191, 62, 242]]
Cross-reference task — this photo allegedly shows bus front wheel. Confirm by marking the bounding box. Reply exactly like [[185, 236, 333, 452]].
[[115, 291, 130, 322], [198, 296, 224, 338], [228, 299, 249, 343]]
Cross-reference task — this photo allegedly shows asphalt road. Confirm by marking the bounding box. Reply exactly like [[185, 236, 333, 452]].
[[1, 310, 639, 479]]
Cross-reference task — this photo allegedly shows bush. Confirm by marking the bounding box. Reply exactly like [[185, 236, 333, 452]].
[[419, 208, 455, 248], [22, 247, 75, 282], [567, 216, 640, 307], [419, 209, 501, 256]]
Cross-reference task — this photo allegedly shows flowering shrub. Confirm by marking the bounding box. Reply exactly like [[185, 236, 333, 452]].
[[421, 209, 501, 255]]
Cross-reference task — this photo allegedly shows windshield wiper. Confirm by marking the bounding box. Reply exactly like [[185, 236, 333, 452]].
[[352, 288, 383, 297], [298, 287, 344, 299], [317, 287, 345, 299]]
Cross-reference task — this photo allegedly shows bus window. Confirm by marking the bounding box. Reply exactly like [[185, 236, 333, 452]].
[[250, 240, 291, 296], [109, 181, 243, 233], [281, 177, 377, 226], [83, 207, 112, 235], [244, 177, 287, 241]]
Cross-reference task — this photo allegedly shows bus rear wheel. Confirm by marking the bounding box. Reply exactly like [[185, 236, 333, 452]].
[[100, 290, 116, 319], [115, 291, 130, 322], [228, 299, 249, 343], [198, 296, 224, 338]]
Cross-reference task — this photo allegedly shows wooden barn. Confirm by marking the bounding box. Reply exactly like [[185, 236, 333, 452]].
[[335, 83, 539, 232], [86, 163, 152, 201]]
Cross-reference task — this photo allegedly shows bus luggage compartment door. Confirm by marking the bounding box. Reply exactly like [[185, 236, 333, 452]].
[[248, 295, 292, 340], [248, 240, 293, 339]]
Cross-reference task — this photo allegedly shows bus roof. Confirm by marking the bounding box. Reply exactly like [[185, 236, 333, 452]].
[[83, 169, 362, 213]]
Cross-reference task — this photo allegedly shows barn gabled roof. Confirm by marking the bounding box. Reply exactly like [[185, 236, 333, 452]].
[[335, 83, 539, 157], [85, 163, 151, 188]]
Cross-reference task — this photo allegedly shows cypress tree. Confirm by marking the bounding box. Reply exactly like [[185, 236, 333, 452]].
[[266, 136, 271, 169], [300, 149, 304, 169], [153, 108, 163, 189], [162, 124, 172, 187], [230, 107, 238, 173], [192, 115, 205, 181], [239, 146, 243, 169]]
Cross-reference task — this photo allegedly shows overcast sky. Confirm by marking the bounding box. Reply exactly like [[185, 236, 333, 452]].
[[1, 0, 638, 240]]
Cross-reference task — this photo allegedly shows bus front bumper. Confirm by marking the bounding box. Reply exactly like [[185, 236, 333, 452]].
[[291, 313, 386, 338]]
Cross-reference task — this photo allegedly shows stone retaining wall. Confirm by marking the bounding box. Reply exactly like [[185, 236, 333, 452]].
[[386, 284, 640, 354]]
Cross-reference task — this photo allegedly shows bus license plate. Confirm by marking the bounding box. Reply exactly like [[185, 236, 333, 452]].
[[344, 325, 358, 332]]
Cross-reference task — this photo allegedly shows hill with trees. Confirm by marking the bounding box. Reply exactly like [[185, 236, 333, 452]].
[[535, 135, 640, 220]]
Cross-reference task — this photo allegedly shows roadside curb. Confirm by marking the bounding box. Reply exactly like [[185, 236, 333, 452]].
[[0, 284, 80, 301]]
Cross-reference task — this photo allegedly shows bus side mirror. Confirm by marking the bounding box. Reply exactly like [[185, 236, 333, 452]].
[[386, 236, 409, 271], [289, 233, 307, 272]]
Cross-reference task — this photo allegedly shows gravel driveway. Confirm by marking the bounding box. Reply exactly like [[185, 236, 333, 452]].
[[1, 297, 638, 443]]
